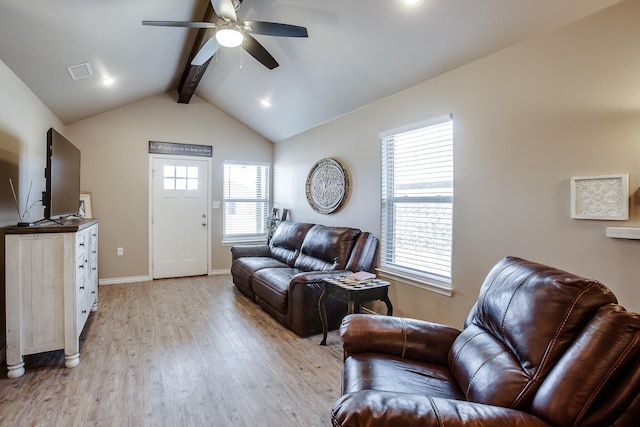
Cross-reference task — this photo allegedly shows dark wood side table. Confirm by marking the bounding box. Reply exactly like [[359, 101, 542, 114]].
[[318, 276, 393, 345]]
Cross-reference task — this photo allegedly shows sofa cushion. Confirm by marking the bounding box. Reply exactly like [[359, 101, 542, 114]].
[[343, 354, 464, 400], [231, 257, 290, 288], [294, 225, 360, 271], [269, 221, 314, 265], [531, 304, 640, 426], [345, 232, 378, 273], [253, 268, 302, 314]]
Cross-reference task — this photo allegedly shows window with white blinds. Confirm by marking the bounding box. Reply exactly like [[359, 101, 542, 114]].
[[223, 162, 270, 241], [380, 115, 453, 287]]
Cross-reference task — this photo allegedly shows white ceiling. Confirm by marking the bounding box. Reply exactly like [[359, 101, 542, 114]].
[[0, 0, 621, 142]]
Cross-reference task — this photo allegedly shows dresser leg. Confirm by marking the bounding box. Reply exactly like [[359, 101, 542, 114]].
[[7, 361, 25, 378], [65, 353, 80, 368]]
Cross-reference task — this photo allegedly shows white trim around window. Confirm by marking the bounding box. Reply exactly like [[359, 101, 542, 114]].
[[222, 161, 270, 244], [380, 114, 454, 296]]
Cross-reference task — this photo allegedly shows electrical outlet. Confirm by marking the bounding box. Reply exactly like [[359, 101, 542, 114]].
[[117, 247, 124, 256]]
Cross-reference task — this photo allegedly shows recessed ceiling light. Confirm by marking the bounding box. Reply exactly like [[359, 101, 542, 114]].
[[260, 99, 272, 108], [399, 0, 426, 7], [102, 77, 115, 86]]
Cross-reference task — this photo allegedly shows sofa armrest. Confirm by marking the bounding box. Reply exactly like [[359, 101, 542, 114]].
[[290, 270, 352, 284], [332, 391, 552, 427], [340, 314, 461, 365], [285, 270, 351, 337], [230, 244, 270, 260]]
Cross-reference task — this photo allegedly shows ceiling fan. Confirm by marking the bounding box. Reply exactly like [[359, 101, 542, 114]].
[[142, 0, 308, 70]]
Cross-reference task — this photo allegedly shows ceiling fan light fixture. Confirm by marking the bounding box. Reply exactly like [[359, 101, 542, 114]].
[[216, 28, 243, 48]]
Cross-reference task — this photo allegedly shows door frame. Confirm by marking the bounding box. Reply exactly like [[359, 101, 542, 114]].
[[148, 154, 213, 278]]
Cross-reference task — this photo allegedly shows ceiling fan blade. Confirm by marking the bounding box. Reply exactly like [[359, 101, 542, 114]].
[[211, 0, 237, 22], [242, 33, 279, 70], [242, 21, 308, 38], [142, 20, 216, 29], [191, 37, 221, 66]]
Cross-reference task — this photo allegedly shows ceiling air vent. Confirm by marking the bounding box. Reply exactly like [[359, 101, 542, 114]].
[[66, 62, 93, 80]]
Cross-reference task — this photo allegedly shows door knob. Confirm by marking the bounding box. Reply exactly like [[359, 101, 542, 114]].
[[202, 222, 207, 226]]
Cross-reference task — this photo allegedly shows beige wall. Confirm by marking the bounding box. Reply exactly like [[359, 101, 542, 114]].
[[0, 59, 65, 225], [0, 57, 65, 359], [65, 93, 273, 281], [274, 0, 640, 327]]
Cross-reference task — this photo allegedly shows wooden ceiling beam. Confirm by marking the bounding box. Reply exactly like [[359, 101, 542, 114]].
[[177, 2, 216, 104]]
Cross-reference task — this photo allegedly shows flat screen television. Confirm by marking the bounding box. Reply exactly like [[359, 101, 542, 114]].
[[43, 128, 81, 219]]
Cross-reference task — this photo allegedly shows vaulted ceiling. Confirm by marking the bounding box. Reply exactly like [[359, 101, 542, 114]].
[[0, 0, 621, 142]]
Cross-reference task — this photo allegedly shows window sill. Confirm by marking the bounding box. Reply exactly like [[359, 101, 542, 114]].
[[376, 267, 453, 297], [221, 237, 268, 246]]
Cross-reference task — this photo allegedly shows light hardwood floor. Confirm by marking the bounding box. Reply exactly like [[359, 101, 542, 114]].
[[0, 275, 345, 426]]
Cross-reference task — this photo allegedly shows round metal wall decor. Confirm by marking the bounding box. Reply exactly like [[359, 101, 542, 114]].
[[305, 158, 349, 214]]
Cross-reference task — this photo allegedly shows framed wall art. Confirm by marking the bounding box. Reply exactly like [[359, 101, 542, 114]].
[[570, 174, 628, 220], [305, 158, 349, 214]]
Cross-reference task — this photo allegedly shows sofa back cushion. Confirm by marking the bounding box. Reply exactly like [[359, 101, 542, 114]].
[[269, 221, 314, 266], [530, 304, 640, 426], [448, 257, 617, 411], [294, 225, 360, 271], [345, 232, 379, 273]]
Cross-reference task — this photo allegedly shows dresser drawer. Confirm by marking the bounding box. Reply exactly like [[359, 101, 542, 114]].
[[77, 290, 92, 334], [76, 231, 88, 255]]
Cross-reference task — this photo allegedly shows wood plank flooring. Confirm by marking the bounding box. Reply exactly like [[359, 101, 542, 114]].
[[0, 275, 345, 426]]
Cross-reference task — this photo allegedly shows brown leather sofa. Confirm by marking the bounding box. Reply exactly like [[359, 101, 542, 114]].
[[230, 221, 378, 337], [332, 256, 640, 426]]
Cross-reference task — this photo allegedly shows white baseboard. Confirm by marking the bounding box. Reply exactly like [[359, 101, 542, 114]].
[[99, 271, 230, 285], [99, 275, 151, 286]]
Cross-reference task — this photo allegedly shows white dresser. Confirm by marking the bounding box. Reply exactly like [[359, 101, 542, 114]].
[[4, 218, 99, 378]]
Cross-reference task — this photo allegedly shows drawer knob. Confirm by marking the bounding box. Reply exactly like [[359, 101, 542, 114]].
[[80, 286, 85, 290]]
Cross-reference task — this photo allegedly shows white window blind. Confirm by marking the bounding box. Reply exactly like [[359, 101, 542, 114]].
[[223, 162, 270, 240], [380, 115, 453, 284]]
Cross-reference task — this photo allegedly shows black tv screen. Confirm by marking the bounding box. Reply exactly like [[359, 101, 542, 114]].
[[44, 128, 81, 219]]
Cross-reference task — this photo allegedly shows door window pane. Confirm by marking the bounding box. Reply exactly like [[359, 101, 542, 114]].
[[162, 164, 199, 191]]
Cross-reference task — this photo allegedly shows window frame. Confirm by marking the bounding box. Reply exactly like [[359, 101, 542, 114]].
[[377, 114, 454, 296], [222, 161, 271, 244]]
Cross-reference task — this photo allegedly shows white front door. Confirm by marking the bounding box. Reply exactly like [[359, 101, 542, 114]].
[[151, 157, 209, 279]]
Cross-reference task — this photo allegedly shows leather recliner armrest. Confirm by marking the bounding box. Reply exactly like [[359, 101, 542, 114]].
[[331, 391, 552, 427], [340, 314, 461, 365], [290, 270, 352, 284], [230, 244, 270, 260]]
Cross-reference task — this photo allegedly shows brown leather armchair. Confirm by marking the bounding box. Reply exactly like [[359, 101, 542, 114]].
[[332, 257, 640, 426]]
